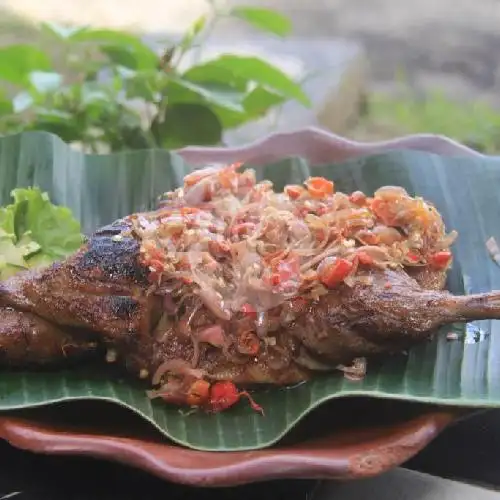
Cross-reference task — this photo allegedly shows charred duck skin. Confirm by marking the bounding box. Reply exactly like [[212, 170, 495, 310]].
[[1, 163, 500, 414]]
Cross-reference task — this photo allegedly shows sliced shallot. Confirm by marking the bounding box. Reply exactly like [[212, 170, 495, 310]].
[[152, 359, 206, 386]]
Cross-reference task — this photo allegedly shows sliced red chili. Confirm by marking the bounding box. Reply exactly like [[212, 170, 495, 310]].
[[305, 177, 334, 199], [370, 198, 396, 226], [318, 258, 354, 288], [318, 259, 354, 288], [429, 250, 452, 269], [231, 222, 256, 237], [240, 303, 257, 317], [267, 273, 281, 287], [407, 251, 420, 263], [208, 381, 264, 415], [285, 185, 305, 200]]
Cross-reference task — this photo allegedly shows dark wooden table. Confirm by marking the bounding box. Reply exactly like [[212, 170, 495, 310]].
[[0, 409, 498, 500]]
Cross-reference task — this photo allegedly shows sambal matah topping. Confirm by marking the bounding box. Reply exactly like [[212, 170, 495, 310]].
[[2, 160, 500, 415], [128, 162, 457, 320]]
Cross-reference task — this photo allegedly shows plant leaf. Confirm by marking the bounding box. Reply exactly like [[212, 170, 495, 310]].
[[210, 86, 286, 129], [183, 55, 310, 106], [26, 110, 83, 143], [0, 131, 499, 451], [155, 103, 223, 148], [0, 187, 82, 279], [100, 46, 139, 70], [182, 64, 248, 91], [0, 91, 13, 115], [0, 45, 51, 85], [243, 86, 286, 118], [230, 7, 292, 37], [40, 22, 87, 40], [10, 187, 83, 259], [123, 72, 158, 101], [178, 15, 207, 52], [72, 29, 159, 70], [177, 68, 256, 128]]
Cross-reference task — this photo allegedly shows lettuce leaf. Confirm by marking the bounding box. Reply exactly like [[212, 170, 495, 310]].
[[0, 187, 83, 279]]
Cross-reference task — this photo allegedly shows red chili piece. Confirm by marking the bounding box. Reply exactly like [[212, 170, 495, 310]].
[[207, 381, 264, 415], [356, 251, 374, 266], [240, 303, 257, 317], [429, 251, 452, 269], [318, 258, 354, 288]]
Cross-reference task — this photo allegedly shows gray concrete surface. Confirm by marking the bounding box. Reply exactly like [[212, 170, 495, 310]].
[[316, 468, 500, 500], [217, 0, 500, 105]]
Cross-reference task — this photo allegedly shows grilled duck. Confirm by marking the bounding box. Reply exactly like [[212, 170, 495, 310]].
[[0, 163, 499, 414]]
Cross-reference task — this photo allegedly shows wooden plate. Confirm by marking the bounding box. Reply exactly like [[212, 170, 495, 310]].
[[0, 399, 462, 486]]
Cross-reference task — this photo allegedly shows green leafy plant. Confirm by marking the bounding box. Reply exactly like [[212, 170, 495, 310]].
[[0, 3, 309, 151], [0, 187, 83, 279], [361, 89, 500, 153]]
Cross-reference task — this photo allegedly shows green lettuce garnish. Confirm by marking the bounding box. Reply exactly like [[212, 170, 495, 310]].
[[0, 187, 84, 279]]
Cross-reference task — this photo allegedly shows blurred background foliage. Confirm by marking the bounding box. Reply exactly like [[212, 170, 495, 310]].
[[1, 0, 500, 153], [0, 3, 310, 152]]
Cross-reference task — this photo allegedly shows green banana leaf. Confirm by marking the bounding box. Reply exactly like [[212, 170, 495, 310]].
[[0, 131, 499, 452]]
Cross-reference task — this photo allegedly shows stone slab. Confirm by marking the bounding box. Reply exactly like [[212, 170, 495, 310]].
[[315, 468, 500, 500]]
